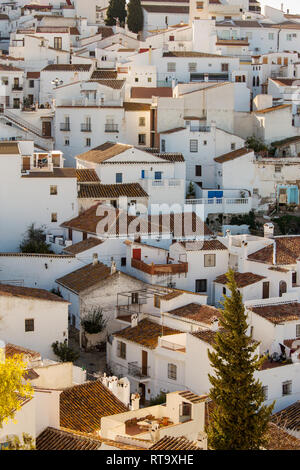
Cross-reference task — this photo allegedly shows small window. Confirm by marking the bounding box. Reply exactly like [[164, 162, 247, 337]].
[[86, 138, 91, 147], [222, 287, 226, 295], [188, 62, 197, 72], [203, 140, 207, 145], [196, 1, 204, 9], [135, 77, 139, 82], [292, 272, 297, 286], [25, 318, 34, 332], [282, 380, 292, 396], [161, 139, 166, 152], [117, 341, 126, 359], [168, 363, 177, 380], [132, 292, 139, 304], [147, 77, 152, 82], [29, 79, 34, 88], [116, 173, 123, 183], [296, 324, 300, 338], [195, 279, 207, 293], [221, 63, 229, 72], [195, 165, 202, 177], [167, 62, 176, 72], [138, 134, 146, 145], [231, 143, 236, 150], [154, 171, 162, 180], [139, 117, 145, 127], [50, 185, 57, 195], [64, 139, 70, 146], [275, 165, 281, 173], [154, 294, 161, 308], [204, 253, 216, 267], [121, 257, 126, 266], [262, 385, 268, 400], [190, 139, 198, 152]]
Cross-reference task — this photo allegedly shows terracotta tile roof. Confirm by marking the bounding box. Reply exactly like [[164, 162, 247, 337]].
[[214, 272, 266, 288], [78, 182, 148, 199], [70, 27, 80, 36], [216, 39, 249, 45], [179, 240, 226, 251], [91, 79, 125, 89], [265, 423, 300, 450], [167, 303, 220, 325], [36, 427, 102, 450], [124, 102, 151, 111], [249, 302, 300, 324], [160, 127, 186, 134], [97, 26, 114, 38], [154, 153, 185, 162], [248, 237, 300, 265], [60, 381, 127, 433], [76, 169, 100, 182], [192, 329, 223, 346], [214, 147, 252, 163], [36, 26, 69, 33], [271, 78, 298, 87], [5, 343, 41, 361], [271, 401, 300, 432], [56, 261, 112, 294], [114, 319, 180, 349], [142, 5, 189, 13], [254, 104, 292, 114], [150, 435, 200, 450], [91, 69, 117, 79], [178, 390, 207, 403], [163, 51, 227, 58], [0, 142, 19, 154], [42, 64, 91, 72], [27, 71, 40, 79], [0, 64, 23, 72], [63, 237, 104, 255], [24, 368, 39, 380], [0, 284, 68, 303], [22, 168, 76, 178], [76, 142, 132, 164], [131, 87, 173, 99]]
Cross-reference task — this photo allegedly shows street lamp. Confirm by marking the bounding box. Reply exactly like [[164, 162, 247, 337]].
[[51, 77, 63, 88]]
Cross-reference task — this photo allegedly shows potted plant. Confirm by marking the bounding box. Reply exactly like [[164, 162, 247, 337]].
[[81, 307, 107, 350]]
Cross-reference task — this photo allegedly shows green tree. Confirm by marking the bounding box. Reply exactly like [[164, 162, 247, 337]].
[[207, 269, 274, 450], [4, 433, 35, 450], [245, 136, 268, 153], [52, 341, 79, 363], [127, 0, 143, 34], [20, 223, 52, 254], [0, 355, 33, 429], [105, 0, 126, 26]]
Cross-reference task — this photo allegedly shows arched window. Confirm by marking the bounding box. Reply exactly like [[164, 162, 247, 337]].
[[256, 76, 260, 87], [279, 280, 287, 297], [253, 76, 256, 87]]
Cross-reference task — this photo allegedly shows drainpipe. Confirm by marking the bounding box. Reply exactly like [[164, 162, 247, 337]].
[[273, 240, 276, 266], [277, 28, 282, 53]]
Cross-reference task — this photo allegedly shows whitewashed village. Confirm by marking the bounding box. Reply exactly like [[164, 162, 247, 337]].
[[0, 0, 300, 453]]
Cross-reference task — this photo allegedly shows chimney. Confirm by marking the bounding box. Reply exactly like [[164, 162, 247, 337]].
[[110, 258, 117, 274], [150, 423, 160, 443], [131, 392, 140, 411], [241, 240, 248, 258], [0, 339, 5, 364], [211, 317, 219, 332], [92, 253, 99, 266], [264, 222, 274, 239], [226, 229, 231, 237], [131, 313, 138, 328]]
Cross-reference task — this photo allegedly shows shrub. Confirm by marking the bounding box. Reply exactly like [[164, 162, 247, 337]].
[[149, 391, 167, 406], [81, 307, 107, 334], [52, 341, 79, 363]]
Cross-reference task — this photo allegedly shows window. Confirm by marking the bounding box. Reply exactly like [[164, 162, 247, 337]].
[[221, 63, 229, 72], [51, 213, 57, 223], [296, 324, 300, 338], [204, 253, 216, 267], [231, 143, 236, 150], [195, 165, 202, 177], [86, 138, 91, 147], [117, 341, 126, 359], [282, 380, 292, 396], [268, 33, 274, 40], [29, 79, 34, 88], [147, 77, 152, 83], [262, 385, 268, 400], [195, 279, 207, 293], [168, 363, 177, 380], [196, 1, 204, 9], [155, 171, 162, 180], [203, 140, 207, 145], [167, 62, 176, 72], [135, 77, 139, 82], [138, 134, 146, 145], [50, 185, 57, 195], [222, 287, 226, 295], [188, 62, 197, 72], [116, 173, 123, 183], [54, 37, 62, 50], [132, 292, 139, 304], [139, 117, 145, 127], [161, 139, 166, 152], [292, 272, 297, 286], [64, 138, 69, 146], [25, 318, 34, 332], [190, 139, 198, 152], [121, 257, 126, 267], [275, 165, 281, 173], [154, 294, 160, 308]]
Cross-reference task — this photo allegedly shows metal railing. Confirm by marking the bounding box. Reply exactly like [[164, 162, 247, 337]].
[[105, 123, 119, 132], [60, 123, 70, 131], [128, 361, 150, 378], [190, 125, 211, 132], [185, 198, 250, 205], [81, 123, 92, 132]]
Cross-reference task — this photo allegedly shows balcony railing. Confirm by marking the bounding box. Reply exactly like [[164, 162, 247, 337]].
[[160, 339, 186, 352], [105, 123, 119, 132], [128, 361, 150, 378], [60, 123, 70, 131], [12, 86, 23, 91], [190, 125, 211, 132], [81, 123, 92, 132], [131, 258, 188, 275]]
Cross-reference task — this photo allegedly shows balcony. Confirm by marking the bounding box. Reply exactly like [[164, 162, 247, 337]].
[[185, 197, 252, 216], [160, 338, 186, 353], [131, 258, 188, 275], [105, 123, 119, 133], [81, 123, 92, 132], [190, 125, 211, 132], [128, 361, 150, 379], [60, 123, 70, 131], [12, 86, 23, 91]]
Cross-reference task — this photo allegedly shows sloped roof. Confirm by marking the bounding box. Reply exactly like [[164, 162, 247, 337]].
[[42, 64, 91, 72], [150, 435, 200, 450], [214, 147, 252, 163], [63, 237, 104, 255], [36, 427, 102, 450], [214, 272, 266, 287], [91, 69, 117, 80], [167, 303, 220, 325], [271, 401, 300, 432], [248, 302, 300, 325], [123, 102, 151, 111], [0, 284, 68, 303], [131, 87, 173, 99], [78, 182, 148, 199], [76, 168, 100, 182], [60, 381, 128, 433], [5, 343, 41, 361], [75, 142, 132, 164], [179, 240, 226, 251], [248, 237, 300, 265], [56, 262, 112, 294], [114, 319, 180, 349], [254, 104, 292, 114], [22, 168, 76, 178]]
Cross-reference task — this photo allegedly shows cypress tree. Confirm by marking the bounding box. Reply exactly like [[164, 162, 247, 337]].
[[207, 269, 274, 450], [127, 0, 144, 34], [105, 0, 127, 27]]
